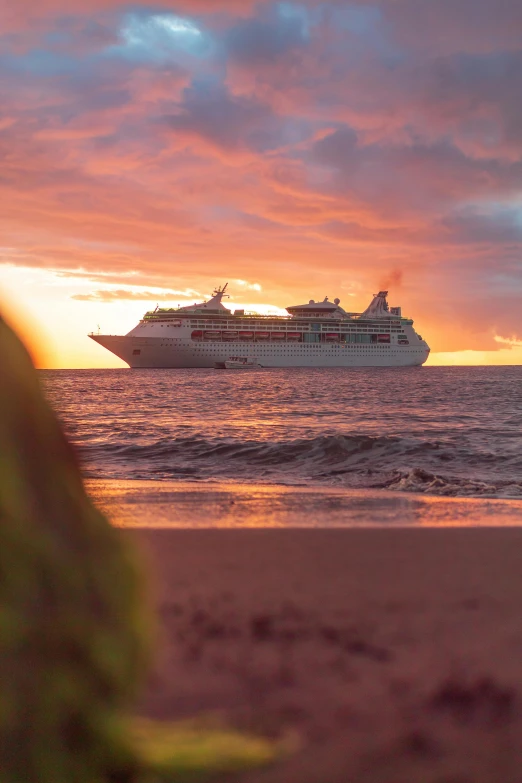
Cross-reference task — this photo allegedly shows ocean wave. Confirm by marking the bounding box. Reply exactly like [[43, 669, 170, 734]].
[[80, 433, 522, 498], [88, 432, 438, 467], [376, 468, 522, 498]]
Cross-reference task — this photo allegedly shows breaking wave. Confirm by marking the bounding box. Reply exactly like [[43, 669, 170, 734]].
[[80, 433, 522, 498]]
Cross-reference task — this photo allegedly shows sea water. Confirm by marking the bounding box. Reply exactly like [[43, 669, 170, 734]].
[[41, 366, 522, 499]]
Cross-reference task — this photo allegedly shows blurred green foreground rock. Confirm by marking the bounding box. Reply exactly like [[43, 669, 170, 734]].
[[0, 314, 278, 782]]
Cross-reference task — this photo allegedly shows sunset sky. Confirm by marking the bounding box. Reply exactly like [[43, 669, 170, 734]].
[[1, 0, 521, 367]]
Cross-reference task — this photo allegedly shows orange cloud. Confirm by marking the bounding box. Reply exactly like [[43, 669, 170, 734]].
[[72, 288, 200, 301]]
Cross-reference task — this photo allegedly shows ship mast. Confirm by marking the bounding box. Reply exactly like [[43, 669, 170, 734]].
[[212, 283, 229, 302]]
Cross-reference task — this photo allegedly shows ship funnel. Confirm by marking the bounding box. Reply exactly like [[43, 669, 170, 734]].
[[361, 291, 390, 318]]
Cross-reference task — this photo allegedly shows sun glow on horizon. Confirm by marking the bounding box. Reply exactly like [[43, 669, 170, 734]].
[[1, 265, 520, 369], [427, 348, 522, 366]]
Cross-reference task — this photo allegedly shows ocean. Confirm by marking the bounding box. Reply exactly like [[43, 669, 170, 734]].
[[40, 365, 522, 499]]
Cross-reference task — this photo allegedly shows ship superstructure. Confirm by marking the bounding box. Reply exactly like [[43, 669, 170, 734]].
[[89, 285, 430, 368]]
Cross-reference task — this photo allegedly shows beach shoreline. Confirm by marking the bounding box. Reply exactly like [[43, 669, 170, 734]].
[[130, 527, 522, 781], [87, 477, 522, 528]]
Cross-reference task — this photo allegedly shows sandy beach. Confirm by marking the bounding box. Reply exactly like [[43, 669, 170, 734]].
[[126, 527, 522, 782]]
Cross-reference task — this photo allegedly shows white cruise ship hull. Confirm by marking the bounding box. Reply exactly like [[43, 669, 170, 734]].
[[90, 335, 429, 368]]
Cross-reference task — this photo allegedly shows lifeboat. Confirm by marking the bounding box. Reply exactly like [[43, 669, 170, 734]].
[[223, 331, 238, 340], [239, 331, 254, 340], [398, 338, 409, 345], [255, 332, 270, 340], [325, 333, 340, 342], [377, 334, 390, 343], [203, 331, 222, 340], [223, 356, 261, 370], [191, 330, 203, 340], [271, 333, 285, 340], [287, 332, 301, 341]]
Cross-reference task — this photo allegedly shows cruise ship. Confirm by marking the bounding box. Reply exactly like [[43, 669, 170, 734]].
[[89, 285, 430, 368]]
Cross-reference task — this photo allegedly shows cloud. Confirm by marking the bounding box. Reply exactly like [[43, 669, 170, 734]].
[[72, 287, 201, 301], [308, 126, 522, 228], [377, 0, 522, 55], [1, 0, 522, 356], [234, 279, 262, 291], [225, 8, 309, 65], [2, 0, 257, 34], [495, 335, 522, 348], [162, 79, 274, 152], [160, 78, 314, 154]]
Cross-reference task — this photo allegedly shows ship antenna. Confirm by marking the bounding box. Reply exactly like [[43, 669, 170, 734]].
[[214, 283, 229, 298]]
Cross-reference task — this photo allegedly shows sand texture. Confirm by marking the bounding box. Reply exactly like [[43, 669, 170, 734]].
[[132, 528, 522, 782]]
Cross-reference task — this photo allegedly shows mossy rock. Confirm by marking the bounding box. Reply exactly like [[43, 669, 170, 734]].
[[0, 314, 148, 782]]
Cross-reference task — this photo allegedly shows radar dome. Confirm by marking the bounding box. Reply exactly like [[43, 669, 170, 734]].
[[334, 298, 340, 305], [309, 299, 315, 304]]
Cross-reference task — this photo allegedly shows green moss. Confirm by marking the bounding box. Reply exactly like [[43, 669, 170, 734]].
[[0, 314, 148, 782]]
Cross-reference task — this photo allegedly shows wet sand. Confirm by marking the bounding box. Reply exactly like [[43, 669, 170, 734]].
[[87, 478, 522, 527], [129, 527, 522, 782]]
